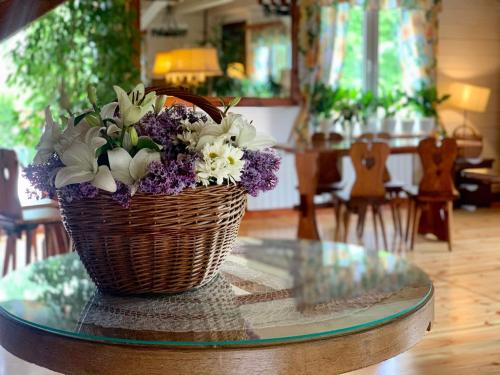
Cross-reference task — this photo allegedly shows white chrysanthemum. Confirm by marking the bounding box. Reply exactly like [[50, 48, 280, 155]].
[[195, 141, 244, 185], [177, 119, 207, 150]]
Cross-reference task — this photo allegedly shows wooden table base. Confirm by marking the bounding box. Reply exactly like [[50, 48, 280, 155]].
[[0, 291, 433, 375]]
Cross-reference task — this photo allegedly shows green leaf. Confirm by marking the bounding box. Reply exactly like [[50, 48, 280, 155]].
[[74, 111, 89, 126], [136, 136, 162, 152]]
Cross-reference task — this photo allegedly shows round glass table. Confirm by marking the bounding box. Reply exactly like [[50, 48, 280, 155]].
[[0, 238, 433, 375]]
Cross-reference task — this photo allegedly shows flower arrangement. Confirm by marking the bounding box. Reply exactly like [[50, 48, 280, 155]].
[[25, 84, 280, 207]]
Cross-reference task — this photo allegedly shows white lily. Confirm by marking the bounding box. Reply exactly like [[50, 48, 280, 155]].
[[108, 147, 161, 194], [234, 122, 276, 151], [54, 129, 116, 192], [34, 108, 90, 164], [196, 117, 240, 150], [113, 84, 156, 127]]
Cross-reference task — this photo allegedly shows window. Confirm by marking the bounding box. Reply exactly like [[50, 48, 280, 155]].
[[378, 9, 403, 93], [335, 6, 402, 94]]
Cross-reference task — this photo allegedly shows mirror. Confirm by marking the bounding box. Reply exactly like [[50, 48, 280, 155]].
[[143, 0, 298, 105]]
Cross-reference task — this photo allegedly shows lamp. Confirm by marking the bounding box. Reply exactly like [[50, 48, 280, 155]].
[[448, 82, 491, 136], [153, 48, 222, 86]]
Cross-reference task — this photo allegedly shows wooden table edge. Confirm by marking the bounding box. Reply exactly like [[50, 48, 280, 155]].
[[0, 288, 434, 375]]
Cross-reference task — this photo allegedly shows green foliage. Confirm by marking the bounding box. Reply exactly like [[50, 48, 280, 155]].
[[377, 89, 405, 118], [310, 83, 342, 118], [7, 0, 140, 151], [0, 94, 21, 149], [406, 86, 450, 118]]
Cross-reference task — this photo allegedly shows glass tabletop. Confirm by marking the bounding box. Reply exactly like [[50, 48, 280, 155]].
[[0, 238, 432, 347]]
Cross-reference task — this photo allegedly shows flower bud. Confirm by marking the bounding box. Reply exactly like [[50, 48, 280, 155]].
[[129, 127, 139, 146], [59, 92, 71, 112], [87, 85, 97, 106], [155, 95, 167, 114], [85, 113, 100, 127]]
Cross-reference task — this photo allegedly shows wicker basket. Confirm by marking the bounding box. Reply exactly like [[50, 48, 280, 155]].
[[59, 185, 246, 295], [59, 88, 247, 295]]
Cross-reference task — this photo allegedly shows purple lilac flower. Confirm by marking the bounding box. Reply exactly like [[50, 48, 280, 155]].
[[58, 183, 99, 204], [240, 149, 281, 197], [138, 156, 197, 195], [137, 105, 207, 159], [23, 153, 63, 199], [111, 182, 132, 208]]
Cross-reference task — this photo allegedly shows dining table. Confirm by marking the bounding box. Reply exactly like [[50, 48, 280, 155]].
[[277, 135, 467, 244]]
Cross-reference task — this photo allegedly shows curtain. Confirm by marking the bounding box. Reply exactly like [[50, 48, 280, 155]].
[[292, 0, 350, 143], [399, 5, 440, 92]]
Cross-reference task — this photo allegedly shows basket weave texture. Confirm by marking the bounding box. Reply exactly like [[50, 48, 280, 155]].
[[59, 185, 247, 295]]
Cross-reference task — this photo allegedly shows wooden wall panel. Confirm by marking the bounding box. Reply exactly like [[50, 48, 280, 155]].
[[0, 0, 66, 41], [437, 0, 500, 161]]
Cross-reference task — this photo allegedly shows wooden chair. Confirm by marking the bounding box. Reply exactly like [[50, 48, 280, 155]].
[[405, 138, 458, 251], [357, 133, 404, 238], [312, 132, 344, 195], [0, 149, 67, 275], [333, 141, 390, 250]]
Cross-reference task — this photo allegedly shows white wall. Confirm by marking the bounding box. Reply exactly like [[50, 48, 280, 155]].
[[230, 106, 300, 210]]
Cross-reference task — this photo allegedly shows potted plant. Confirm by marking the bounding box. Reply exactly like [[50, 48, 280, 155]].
[[357, 90, 377, 132], [25, 83, 280, 295], [377, 90, 404, 134], [332, 88, 360, 141], [310, 83, 341, 136], [406, 86, 450, 134]]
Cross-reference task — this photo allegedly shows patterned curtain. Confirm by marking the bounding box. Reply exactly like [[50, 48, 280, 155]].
[[292, 0, 351, 143], [399, 4, 440, 92]]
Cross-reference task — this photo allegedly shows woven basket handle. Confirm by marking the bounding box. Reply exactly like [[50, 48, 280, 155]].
[[452, 124, 482, 140], [146, 86, 223, 124]]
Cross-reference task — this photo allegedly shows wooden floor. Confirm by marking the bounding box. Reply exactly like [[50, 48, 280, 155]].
[[240, 206, 500, 375]]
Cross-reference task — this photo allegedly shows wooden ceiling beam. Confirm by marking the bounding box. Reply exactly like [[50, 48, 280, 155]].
[[0, 0, 67, 42]]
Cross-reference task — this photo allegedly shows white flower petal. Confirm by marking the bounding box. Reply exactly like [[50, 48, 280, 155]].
[[55, 166, 94, 188], [60, 142, 95, 171], [236, 124, 256, 145], [114, 85, 133, 121], [129, 148, 161, 181], [244, 133, 276, 150], [128, 83, 145, 103], [100, 102, 119, 120], [34, 107, 62, 163], [106, 124, 121, 137], [108, 148, 134, 185], [91, 165, 117, 193]]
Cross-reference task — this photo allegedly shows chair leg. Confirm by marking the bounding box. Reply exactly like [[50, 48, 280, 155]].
[[405, 198, 414, 243], [410, 203, 422, 251], [3, 234, 16, 276], [356, 206, 367, 244], [395, 200, 404, 239], [377, 206, 389, 251], [334, 200, 343, 241], [342, 206, 351, 243], [26, 229, 33, 265], [390, 202, 397, 241], [446, 200, 454, 252], [371, 205, 379, 249]]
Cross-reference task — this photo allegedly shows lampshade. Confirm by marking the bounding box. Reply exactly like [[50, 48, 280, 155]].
[[448, 82, 491, 113], [153, 48, 222, 84]]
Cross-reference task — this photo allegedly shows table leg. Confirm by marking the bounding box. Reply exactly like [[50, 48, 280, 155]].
[[295, 151, 320, 240]]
